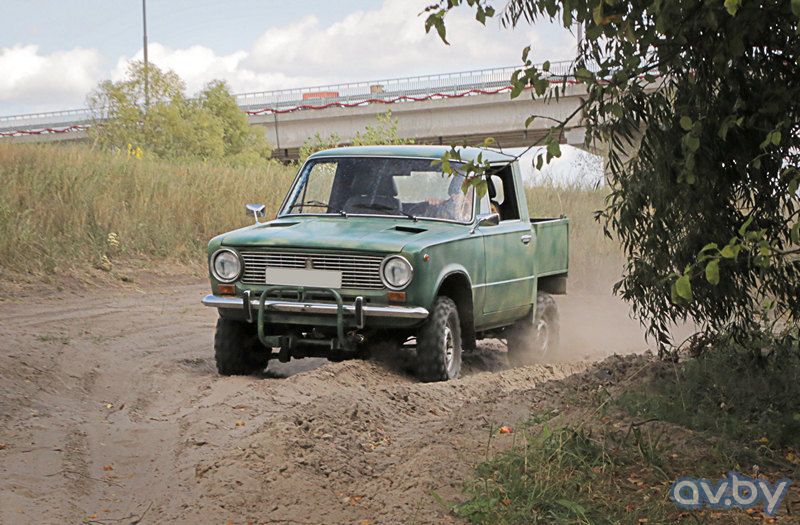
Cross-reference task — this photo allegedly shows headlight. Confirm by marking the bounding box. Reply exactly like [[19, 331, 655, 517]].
[[211, 249, 241, 283], [381, 255, 413, 290]]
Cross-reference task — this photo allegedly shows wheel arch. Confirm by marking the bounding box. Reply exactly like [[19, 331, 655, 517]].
[[435, 270, 476, 351]]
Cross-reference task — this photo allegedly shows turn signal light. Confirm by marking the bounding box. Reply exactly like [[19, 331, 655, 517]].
[[218, 284, 236, 295], [387, 291, 406, 303]]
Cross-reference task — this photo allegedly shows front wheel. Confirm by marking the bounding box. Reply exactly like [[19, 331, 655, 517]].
[[416, 296, 462, 382], [507, 292, 560, 366], [214, 317, 270, 375]]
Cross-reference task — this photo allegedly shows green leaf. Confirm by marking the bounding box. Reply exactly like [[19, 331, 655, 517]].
[[724, 0, 741, 16], [534, 78, 549, 96], [675, 275, 693, 301], [575, 67, 593, 82], [474, 179, 488, 197], [738, 215, 754, 235], [476, 6, 487, 25], [685, 134, 700, 153], [700, 242, 719, 253], [788, 176, 799, 196], [720, 244, 738, 259], [792, 0, 800, 16], [679, 116, 693, 131], [542, 60, 551, 72], [705, 259, 720, 285], [556, 499, 586, 516], [790, 222, 800, 244], [771, 130, 782, 145], [510, 81, 525, 99], [546, 141, 561, 158], [524, 115, 536, 128], [592, 4, 604, 25]]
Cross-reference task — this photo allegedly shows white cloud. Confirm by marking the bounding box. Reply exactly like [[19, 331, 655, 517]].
[[0, 45, 102, 113], [2, 0, 577, 114], [116, 0, 577, 97]]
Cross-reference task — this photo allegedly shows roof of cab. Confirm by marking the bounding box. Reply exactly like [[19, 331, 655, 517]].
[[307, 144, 517, 164]]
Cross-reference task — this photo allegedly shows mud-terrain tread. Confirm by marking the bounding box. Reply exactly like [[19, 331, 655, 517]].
[[214, 318, 269, 375], [507, 292, 560, 366], [416, 296, 462, 382]]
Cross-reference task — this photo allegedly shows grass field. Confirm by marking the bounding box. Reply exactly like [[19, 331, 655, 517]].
[[0, 144, 295, 276], [0, 143, 620, 287]]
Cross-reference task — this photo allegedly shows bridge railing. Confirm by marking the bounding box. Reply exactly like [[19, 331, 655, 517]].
[[0, 61, 575, 134]]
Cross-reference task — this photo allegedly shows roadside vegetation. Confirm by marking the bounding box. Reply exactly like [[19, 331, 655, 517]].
[[423, 0, 800, 521], [0, 143, 294, 276], [89, 61, 271, 163], [0, 141, 612, 285], [454, 351, 800, 524]]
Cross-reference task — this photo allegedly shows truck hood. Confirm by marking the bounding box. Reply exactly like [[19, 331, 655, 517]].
[[220, 217, 460, 253]]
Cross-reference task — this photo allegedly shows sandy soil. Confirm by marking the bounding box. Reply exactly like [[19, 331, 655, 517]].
[[0, 277, 648, 524]]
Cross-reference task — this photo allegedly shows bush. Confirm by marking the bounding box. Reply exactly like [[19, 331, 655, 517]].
[[88, 62, 271, 162]]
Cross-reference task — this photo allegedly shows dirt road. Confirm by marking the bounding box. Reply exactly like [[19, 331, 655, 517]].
[[0, 277, 647, 524]]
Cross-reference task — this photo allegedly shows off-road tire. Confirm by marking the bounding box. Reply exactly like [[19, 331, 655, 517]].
[[214, 317, 270, 375], [416, 296, 462, 382], [507, 292, 560, 366]]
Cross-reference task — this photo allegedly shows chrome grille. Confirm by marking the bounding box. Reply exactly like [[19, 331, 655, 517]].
[[240, 251, 385, 289]]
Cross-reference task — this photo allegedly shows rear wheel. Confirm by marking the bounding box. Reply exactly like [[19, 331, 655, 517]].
[[416, 296, 462, 382], [214, 317, 270, 375], [507, 292, 560, 366]]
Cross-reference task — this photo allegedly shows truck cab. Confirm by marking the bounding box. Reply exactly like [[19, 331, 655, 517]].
[[202, 145, 569, 382]]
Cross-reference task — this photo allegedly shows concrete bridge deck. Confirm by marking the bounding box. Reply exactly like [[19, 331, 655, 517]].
[[0, 63, 590, 159]]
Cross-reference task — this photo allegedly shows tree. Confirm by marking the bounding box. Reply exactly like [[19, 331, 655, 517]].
[[88, 61, 270, 162], [424, 0, 800, 351]]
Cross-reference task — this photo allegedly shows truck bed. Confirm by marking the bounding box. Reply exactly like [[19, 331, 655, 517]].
[[530, 217, 569, 277]]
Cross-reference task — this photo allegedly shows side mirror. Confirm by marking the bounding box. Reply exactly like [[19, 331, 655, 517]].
[[478, 213, 500, 227], [245, 203, 266, 224]]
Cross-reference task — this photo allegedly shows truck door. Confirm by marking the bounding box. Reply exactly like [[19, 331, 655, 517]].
[[480, 169, 535, 314]]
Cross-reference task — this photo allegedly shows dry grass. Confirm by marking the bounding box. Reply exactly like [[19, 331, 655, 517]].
[[0, 144, 622, 288], [0, 143, 295, 274]]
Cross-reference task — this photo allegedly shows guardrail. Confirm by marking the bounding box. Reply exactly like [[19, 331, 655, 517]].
[[0, 61, 575, 135]]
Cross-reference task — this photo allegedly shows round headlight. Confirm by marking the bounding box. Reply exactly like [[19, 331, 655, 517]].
[[211, 249, 241, 283], [381, 255, 413, 290]]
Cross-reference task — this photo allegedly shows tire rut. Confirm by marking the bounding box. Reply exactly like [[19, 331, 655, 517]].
[[0, 279, 617, 525]]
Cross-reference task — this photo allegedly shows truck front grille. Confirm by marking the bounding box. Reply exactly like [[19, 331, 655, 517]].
[[239, 251, 385, 289]]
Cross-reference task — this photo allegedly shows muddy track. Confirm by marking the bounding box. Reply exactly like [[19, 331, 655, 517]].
[[0, 279, 647, 524]]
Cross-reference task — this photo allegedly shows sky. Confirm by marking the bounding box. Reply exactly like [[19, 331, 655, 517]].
[[0, 0, 578, 116]]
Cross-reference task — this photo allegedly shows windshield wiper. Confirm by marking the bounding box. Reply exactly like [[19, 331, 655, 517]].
[[288, 200, 347, 217], [361, 202, 417, 222]]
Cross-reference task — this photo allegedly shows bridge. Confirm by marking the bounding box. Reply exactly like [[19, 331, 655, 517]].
[[0, 62, 590, 160]]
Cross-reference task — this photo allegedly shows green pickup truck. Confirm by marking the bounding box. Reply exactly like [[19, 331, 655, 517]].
[[202, 145, 569, 382]]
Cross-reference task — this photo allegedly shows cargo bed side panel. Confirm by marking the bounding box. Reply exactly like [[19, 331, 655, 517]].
[[531, 218, 569, 276]]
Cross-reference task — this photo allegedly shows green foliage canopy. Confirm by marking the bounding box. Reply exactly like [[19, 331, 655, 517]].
[[88, 61, 271, 163], [425, 0, 800, 349]]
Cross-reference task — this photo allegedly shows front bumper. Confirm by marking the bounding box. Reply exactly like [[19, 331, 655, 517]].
[[202, 294, 429, 320]]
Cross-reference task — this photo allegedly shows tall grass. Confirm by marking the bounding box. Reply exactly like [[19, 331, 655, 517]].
[[0, 143, 296, 274], [0, 143, 621, 287]]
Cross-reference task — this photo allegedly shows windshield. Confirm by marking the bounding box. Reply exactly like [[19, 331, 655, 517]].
[[282, 157, 475, 223]]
